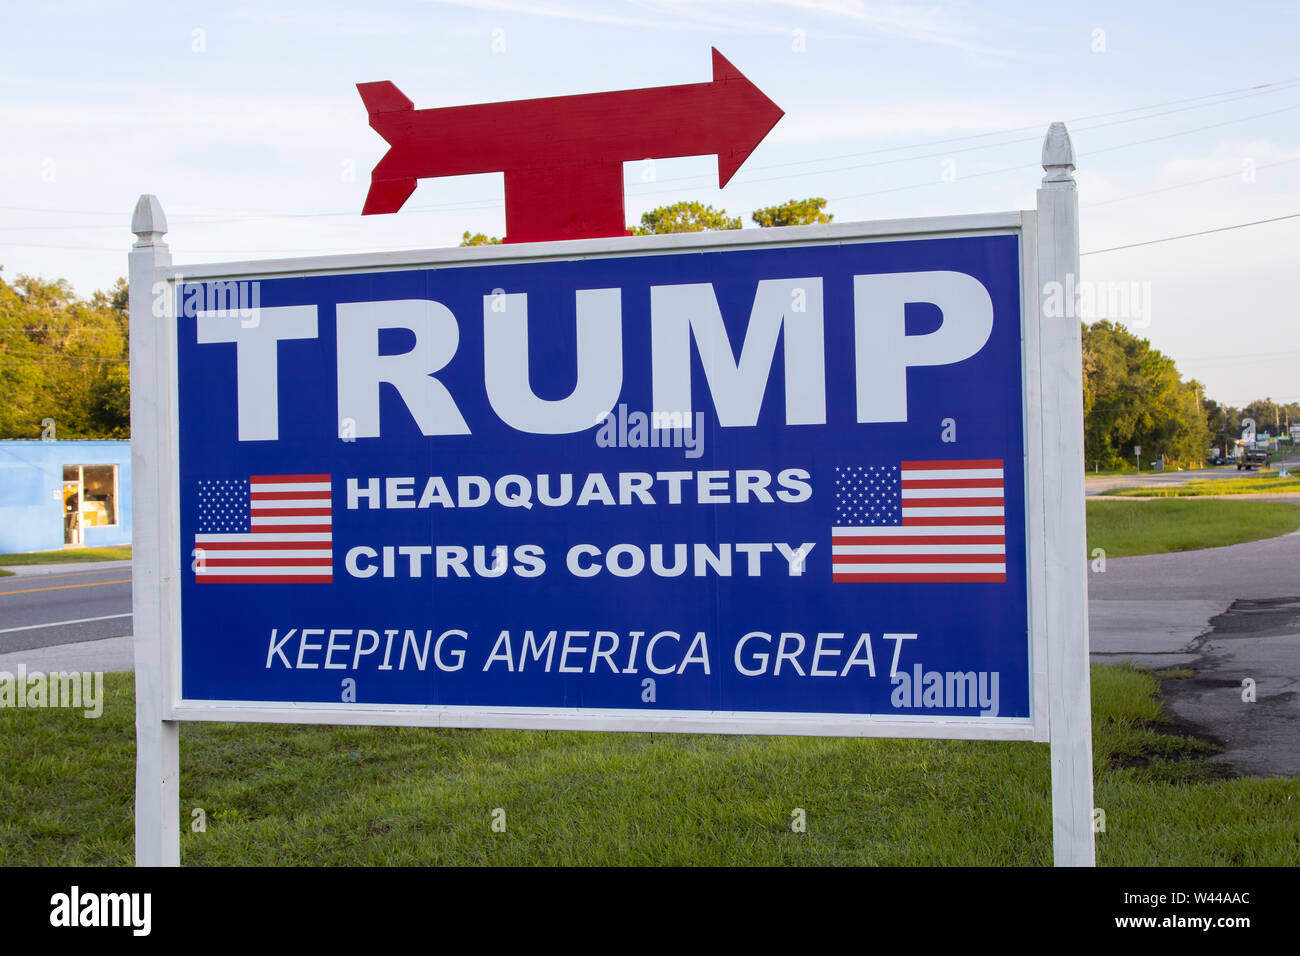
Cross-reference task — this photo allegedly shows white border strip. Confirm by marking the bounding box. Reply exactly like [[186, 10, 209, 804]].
[[1019, 210, 1051, 743], [162, 211, 1024, 281], [165, 212, 1039, 743], [170, 700, 1035, 740]]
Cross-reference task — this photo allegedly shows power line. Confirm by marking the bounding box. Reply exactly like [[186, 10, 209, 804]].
[[828, 102, 1300, 204], [19, 106, 1287, 256], [4, 100, 1298, 257], [1081, 212, 1300, 255], [828, 160, 1035, 204], [1083, 156, 1300, 208], [4, 74, 1300, 229], [0, 359, 127, 366], [677, 83, 1300, 191], [550, 96, 1300, 202], [1178, 348, 1300, 364], [1084, 102, 1300, 158], [722, 77, 1300, 174], [1218, 394, 1300, 405], [0, 328, 121, 334]]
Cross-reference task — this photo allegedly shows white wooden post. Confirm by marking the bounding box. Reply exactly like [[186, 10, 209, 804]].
[[1036, 125, 1096, 865], [129, 195, 181, 867]]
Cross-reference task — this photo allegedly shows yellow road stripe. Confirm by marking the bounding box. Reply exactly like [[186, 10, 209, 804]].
[[0, 567, 131, 583], [0, 579, 131, 597]]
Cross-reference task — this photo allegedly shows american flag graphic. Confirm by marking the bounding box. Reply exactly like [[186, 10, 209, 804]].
[[831, 459, 1006, 583], [194, 474, 332, 583]]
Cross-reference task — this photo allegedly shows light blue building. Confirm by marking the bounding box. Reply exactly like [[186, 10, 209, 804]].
[[0, 440, 132, 553]]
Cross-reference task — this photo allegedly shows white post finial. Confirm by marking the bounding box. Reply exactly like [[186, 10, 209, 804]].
[[131, 194, 169, 247], [1041, 122, 1075, 185]]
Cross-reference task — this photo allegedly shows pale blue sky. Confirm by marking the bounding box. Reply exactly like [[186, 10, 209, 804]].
[[1, 0, 1298, 405]]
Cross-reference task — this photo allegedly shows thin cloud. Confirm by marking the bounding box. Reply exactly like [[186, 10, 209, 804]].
[[772, 102, 1041, 143], [422, 0, 716, 31], [423, 0, 1022, 56], [232, 5, 412, 37]]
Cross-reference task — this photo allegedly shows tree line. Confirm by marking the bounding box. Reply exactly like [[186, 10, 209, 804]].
[[460, 196, 833, 246], [3, 198, 1292, 471], [1083, 320, 1297, 469], [0, 270, 130, 440]]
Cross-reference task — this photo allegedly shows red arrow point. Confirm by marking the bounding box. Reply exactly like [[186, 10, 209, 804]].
[[710, 48, 784, 187]]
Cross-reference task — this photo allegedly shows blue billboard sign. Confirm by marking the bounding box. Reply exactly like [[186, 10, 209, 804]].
[[173, 225, 1038, 734]]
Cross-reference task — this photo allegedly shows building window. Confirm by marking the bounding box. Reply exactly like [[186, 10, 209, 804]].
[[63, 464, 119, 532]]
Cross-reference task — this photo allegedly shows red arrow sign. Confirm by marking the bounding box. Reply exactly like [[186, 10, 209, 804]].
[[357, 48, 784, 243]]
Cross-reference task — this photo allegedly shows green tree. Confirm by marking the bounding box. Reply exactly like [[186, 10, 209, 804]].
[[1082, 320, 1209, 469], [751, 197, 833, 228], [0, 269, 131, 439], [84, 364, 131, 438], [1240, 397, 1299, 438], [460, 231, 502, 246], [1203, 397, 1239, 453], [632, 201, 741, 235]]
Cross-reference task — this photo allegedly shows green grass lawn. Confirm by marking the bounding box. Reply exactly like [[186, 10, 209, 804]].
[[1086, 466, 1207, 478], [0, 546, 132, 566], [1086, 498, 1300, 558], [3, 506, 1296, 864], [1100, 474, 1300, 497], [0, 666, 1295, 865]]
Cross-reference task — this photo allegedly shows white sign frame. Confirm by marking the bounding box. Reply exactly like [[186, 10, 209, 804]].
[[129, 124, 1092, 866]]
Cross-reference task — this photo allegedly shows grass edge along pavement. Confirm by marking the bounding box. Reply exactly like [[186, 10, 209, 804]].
[[1100, 474, 1300, 497], [1, 502, 1294, 572], [0, 546, 132, 566], [2, 502, 1295, 571], [1085, 498, 1300, 558], [0, 546, 131, 574], [0, 665, 1295, 865], [0, 546, 132, 576]]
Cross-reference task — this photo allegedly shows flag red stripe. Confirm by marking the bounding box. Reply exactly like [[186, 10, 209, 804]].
[[197, 575, 333, 584], [900, 478, 1004, 489], [832, 535, 1005, 546], [901, 459, 1003, 470], [250, 490, 331, 500], [251, 507, 332, 516], [201, 558, 333, 567], [831, 573, 1007, 583], [195, 541, 326, 550], [903, 497, 1004, 508], [902, 516, 1004, 526], [252, 524, 332, 533], [250, 474, 331, 483]]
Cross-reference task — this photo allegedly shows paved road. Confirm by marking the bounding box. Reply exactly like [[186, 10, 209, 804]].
[[1089, 528, 1300, 776], [1085, 452, 1300, 496], [0, 561, 133, 670], [4, 540, 1297, 777]]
